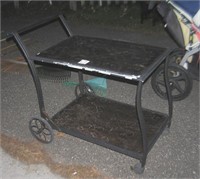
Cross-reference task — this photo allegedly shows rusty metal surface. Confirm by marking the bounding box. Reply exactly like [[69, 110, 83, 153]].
[[51, 94, 168, 156], [38, 36, 166, 76]]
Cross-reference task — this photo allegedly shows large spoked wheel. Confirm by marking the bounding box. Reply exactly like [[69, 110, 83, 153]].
[[75, 83, 95, 97], [151, 64, 193, 101], [29, 117, 54, 143]]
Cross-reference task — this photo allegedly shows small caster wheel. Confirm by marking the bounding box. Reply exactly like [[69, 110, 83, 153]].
[[151, 64, 193, 101], [29, 117, 54, 143], [162, 127, 170, 136], [75, 83, 94, 97], [131, 162, 144, 174]]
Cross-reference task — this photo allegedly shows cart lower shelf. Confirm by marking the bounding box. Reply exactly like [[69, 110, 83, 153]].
[[51, 94, 168, 159]]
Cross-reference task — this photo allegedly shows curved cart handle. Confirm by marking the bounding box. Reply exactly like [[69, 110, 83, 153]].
[[6, 14, 72, 41], [6, 14, 72, 123]]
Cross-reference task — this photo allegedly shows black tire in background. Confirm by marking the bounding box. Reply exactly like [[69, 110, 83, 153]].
[[151, 64, 193, 101], [168, 49, 185, 64]]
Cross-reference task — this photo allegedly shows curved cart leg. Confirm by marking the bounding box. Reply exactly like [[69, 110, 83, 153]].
[[13, 33, 46, 118], [132, 54, 174, 173], [75, 71, 94, 97], [154, 53, 173, 135], [12, 33, 59, 142], [132, 81, 147, 174]]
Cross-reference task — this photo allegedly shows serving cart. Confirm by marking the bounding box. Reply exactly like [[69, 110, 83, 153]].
[[9, 15, 173, 174]]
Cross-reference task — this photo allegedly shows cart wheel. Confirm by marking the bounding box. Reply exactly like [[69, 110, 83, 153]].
[[75, 83, 95, 97], [151, 64, 193, 101], [29, 117, 54, 143], [131, 162, 144, 174], [168, 49, 185, 65], [162, 127, 170, 136]]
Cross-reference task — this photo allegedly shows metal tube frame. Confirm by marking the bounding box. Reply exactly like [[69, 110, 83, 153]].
[[78, 71, 85, 94], [10, 15, 72, 122], [180, 43, 200, 66], [7, 15, 72, 40], [13, 32, 47, 119], [11, 14, 173, 170], [135, 81, 147, 167], [135, 54, 173, 168]]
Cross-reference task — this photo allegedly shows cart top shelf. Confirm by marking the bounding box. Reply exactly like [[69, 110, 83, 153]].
[[34, 35, 170, 82]]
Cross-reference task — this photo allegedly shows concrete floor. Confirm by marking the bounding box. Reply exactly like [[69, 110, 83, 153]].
[[1, 3, 199, 179]]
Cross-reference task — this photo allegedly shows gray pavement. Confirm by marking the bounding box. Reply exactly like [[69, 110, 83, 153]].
[[1, 3, 199, 179], [0, 148, 62, 179]]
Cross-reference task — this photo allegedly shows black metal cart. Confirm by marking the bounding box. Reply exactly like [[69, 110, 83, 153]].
[[10, 15, 173, 174]]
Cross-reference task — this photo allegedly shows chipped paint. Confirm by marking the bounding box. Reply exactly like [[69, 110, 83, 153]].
[[53, 61, 140, 80]]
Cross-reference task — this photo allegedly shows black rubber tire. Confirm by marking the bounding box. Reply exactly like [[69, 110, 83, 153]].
[[29, 117, 54, 143], [169, 49, 199, 81], [75, 83, 95, 97], [151, 64, 193, 101], [168, 49, 185, 65]]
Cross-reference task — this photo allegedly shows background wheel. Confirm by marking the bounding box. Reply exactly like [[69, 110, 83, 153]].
[[168, 49, 185, 65], [75, 83, 94, 97], [151, 64, 193, 101], [169, 49, 199, 80], [29, 117, 54, 143]]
